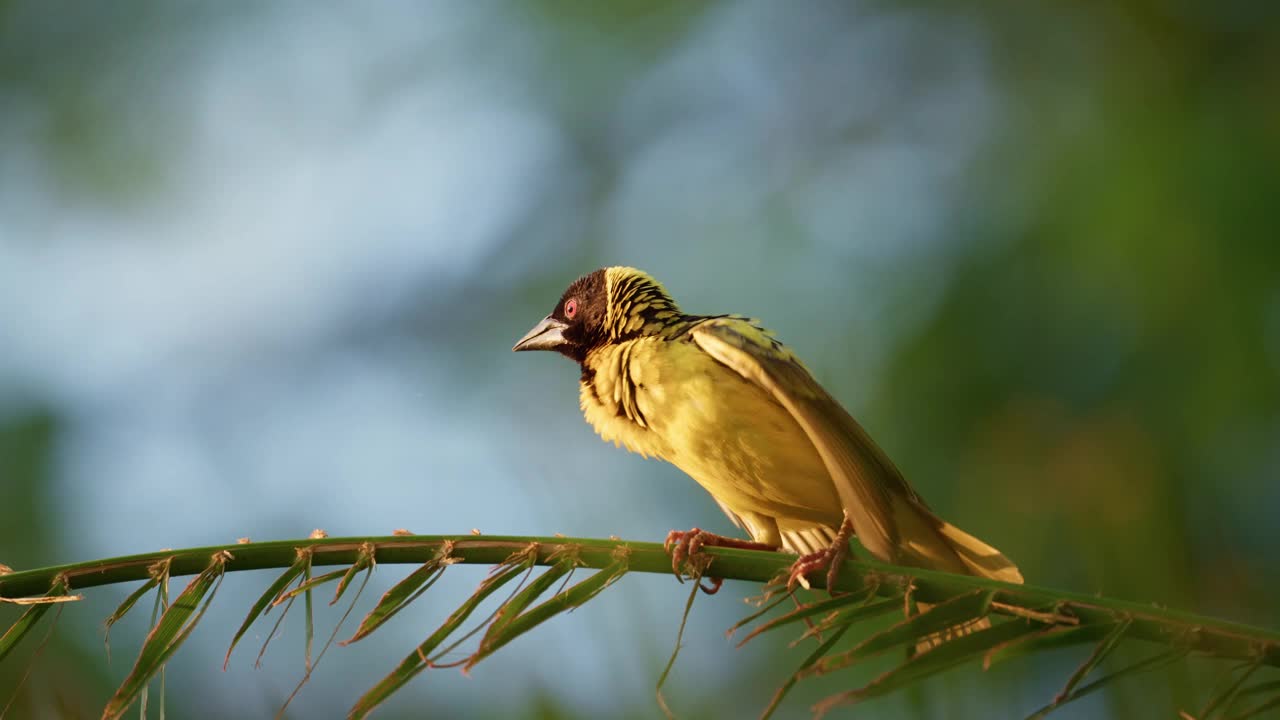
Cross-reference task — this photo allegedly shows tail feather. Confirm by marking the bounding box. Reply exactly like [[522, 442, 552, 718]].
[[935, 521, 1024, 584], [914, 519, 1022, 653], [780, 526, 840, 556]]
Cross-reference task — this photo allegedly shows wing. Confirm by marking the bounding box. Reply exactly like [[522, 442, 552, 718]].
[[690, 318, 906, 562], [691, 317, 1023, 583]]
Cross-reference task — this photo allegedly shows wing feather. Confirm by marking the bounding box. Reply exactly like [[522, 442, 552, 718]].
[[690, 318, 1022, 584], [691, 318, 905, 562]]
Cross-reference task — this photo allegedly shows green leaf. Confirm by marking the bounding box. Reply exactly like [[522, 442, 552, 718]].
[[657, 574, 703, 720], [347, 547, 538, 720], [809, 590, 996, 676], [1226, 692, 1280, 720], [739, 592, 896, 647], [814, 619, 1037, 717], [1235, 679, 1280, 700], [343, 545, 453, 646], [138, 566, 171, 720], [272, 567, 346, 606], [304, 558, 315, 672], [469, 552, 578, 660], [254, 572, 302, 670], [101, 551, 231, 720], [1200, 658, 1263, 719], [466, 556, 627, 669], [761, 624, 853, 720], [223, 551, 309, 670], [725, 589, 797, 640], [0, 582, 68, 715], [278, 557, 375, 718], [421, 549, 543, 668], [1043, 617, 1132, 711], [1024, 645, 1185, 720], [330, 544, 376, 606], [983, 622, 1118, 670], [0, 578, 72, 664], [103, 577, 159, 662], [2, 604, 67, 717]]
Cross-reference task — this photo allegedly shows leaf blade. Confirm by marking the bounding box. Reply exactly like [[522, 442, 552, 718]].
[[224, 551, 309, 670], [272, 567, 346, 606], [330, 544, 377, 606], [808, 590, 996, 676], [342, 547, 453, 646], [469, 554, 578, 661], [101, 552, 231, 720], [983, 622, 1119, 670], [1049, 617, 1132, 707], [347, 547, 538, 719], [761, 623, 853, 720], [1200, 658, 1263, 719], [740, 593, 898, 647], [0, 578, 72, 665], [466, 556, 627, 670], [814, 619, 1037, 717], [1025, 644, 1185, 720]]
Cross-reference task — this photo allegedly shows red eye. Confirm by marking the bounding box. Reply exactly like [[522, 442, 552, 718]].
[[564, 298, 578, 319]]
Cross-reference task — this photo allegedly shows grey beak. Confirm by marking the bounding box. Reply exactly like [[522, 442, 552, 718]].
[[512, 315, 570, 352]]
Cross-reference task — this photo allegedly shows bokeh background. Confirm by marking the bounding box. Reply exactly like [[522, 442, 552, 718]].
[[2, 2, 1278, 718]]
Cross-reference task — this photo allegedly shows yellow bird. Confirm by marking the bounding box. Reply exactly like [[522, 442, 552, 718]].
[[513, 267, 1022, 594]]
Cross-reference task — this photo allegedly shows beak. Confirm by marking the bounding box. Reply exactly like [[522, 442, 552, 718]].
[[512, 315, 570, 352]]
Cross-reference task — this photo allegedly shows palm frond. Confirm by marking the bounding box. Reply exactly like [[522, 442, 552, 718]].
[[1, 534, 1277, 718]]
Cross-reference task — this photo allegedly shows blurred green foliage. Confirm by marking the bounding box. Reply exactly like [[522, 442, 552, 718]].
[[0, 413, 114, 718]]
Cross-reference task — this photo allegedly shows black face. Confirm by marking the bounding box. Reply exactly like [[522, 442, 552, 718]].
[[550, 269, 608, 362]]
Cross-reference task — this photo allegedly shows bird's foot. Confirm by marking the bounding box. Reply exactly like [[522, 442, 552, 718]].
[[784, 513, 856, 592], [785, 550, 831, 592], [664, 528, 777, 594]]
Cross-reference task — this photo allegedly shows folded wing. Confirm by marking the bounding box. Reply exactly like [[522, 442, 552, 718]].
[[690, 318, 1022, 584]]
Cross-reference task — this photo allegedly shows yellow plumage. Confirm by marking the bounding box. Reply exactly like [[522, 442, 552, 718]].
[[514, 266, 1023, 587], [581, 325, 843, 549]]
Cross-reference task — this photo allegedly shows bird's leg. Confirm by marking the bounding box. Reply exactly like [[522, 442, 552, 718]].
[[785, 512, 856, 592], [664, 527, 778, 594]]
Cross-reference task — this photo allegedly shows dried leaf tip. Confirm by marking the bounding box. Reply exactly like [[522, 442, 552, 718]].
[[471, 528, 483, 536], [310, 528, 329, 539], [0, 562, 13, 575], [2, 593, 83, 605]]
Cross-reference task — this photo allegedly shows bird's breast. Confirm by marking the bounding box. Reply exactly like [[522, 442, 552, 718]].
[[579, 341, 671, 459]]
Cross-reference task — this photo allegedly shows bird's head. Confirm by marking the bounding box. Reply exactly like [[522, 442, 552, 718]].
[[512, 267, 681, 363]]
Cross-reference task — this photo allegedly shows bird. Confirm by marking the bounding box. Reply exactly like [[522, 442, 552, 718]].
[[512, 266, 1023, 600]]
